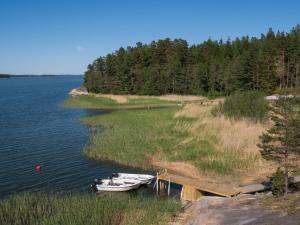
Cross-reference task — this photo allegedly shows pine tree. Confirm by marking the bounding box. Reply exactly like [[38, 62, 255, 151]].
[[258, 98, 300, 197], [83, 26, 300, 96]]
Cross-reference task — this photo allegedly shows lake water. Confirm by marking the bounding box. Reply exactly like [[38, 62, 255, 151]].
[[0, 76, 147, 198]]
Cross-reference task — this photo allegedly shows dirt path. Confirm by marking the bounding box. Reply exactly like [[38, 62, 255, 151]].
[[171, 194, 300, 225]]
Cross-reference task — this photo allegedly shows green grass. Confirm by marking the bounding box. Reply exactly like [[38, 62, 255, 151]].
[[64, 95, 179, 110], [82, 107, 232, 173], [65, 95, 258, 175], [0, 193, 181, 225]]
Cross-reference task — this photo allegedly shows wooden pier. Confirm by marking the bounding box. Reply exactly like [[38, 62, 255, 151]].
[[156, 170, 300, 201], [156, 170, 241, 201]]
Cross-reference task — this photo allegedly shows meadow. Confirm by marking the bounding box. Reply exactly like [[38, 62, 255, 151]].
[[67, 95, 271, 181], [64, 95, 180, 110]]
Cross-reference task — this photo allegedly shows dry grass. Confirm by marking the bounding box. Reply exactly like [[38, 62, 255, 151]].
[[94, 94, 128, 103], [262, 192, 300, 214], [173, 100, 276, 184], [156, 95, 206, 103], [151, 160, 202, 178]]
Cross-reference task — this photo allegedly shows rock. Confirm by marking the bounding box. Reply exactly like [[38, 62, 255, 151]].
[[69, 87, 88, 96]]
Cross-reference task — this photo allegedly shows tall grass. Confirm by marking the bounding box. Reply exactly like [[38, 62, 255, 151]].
[[0, 193, 181, 225], [213, 91, 268, 122], [67, 95, 270, 177], [83, 108, 212, 168], [83, 106, 258, 175]]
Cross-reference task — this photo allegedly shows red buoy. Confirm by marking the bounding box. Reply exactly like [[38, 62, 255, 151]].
[[36, 165, 42, 171]]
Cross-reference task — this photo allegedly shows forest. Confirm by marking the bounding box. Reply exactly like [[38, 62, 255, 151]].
[[84, 26, 300, 96]]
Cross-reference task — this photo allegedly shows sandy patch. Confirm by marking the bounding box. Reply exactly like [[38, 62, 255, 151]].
[[93, 94, 208, 103], [152, 160, 202, 179], [94, 94, 128, 103], [157, 95, 207, 103]]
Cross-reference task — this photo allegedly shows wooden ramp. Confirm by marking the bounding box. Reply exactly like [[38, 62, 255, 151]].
[[156, 169, 300, 201], [157, 171, 241, 201], [240, 175, 300, 194]]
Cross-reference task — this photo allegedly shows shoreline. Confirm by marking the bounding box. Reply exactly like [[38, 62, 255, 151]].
[[65, 90, 300, 225], [66, 91, 274, 186]]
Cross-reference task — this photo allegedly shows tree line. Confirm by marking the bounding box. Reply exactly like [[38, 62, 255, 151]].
[[84, 25, 300, 96]]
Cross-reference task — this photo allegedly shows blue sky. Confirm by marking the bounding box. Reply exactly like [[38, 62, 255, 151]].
[[0, 0, 299, 75]]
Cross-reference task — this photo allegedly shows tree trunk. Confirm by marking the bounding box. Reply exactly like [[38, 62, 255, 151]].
[[256, 64, 259, 90], [284, 151, 289, 198], [296, 63, 299, 87], [172, 77, 175, 94], [287, 58, 290, 89], [281, 50, 285, 89]]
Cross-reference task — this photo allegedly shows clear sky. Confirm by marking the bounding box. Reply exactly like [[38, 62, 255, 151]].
[[0, 0, 299, 75]]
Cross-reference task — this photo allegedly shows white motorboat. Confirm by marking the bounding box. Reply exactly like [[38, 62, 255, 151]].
[[112, 173, 155, 185], [92, 178, 141, 192]]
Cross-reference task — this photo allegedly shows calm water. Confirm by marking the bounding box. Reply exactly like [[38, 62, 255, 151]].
[[0, 76, 146, 198]]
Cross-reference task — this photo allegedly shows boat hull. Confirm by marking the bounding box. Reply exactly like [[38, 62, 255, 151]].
[[95, 182, 140, 192], [93, 178, 141, 192]]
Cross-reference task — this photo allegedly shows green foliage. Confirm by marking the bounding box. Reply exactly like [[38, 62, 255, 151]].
[[258, 98, 300, 196], [84, 25, 300, 96], [213, 90, 268, 122], [206, 90, 223, 99], [0, 193, 181, 225], [259, 98, 300, 161], [271, 168, 285, 196]]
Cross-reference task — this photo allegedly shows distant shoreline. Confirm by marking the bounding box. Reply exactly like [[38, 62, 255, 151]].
[[0, 74, 83, 79]]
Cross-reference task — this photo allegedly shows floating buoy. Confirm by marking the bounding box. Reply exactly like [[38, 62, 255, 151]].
[[36, 165, 42, 171]]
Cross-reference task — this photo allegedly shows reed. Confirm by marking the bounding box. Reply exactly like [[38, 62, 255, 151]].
[[0, 193, 181, 225]]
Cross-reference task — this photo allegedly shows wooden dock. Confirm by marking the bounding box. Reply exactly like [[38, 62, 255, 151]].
[[156, 170, 241, 201], [157, 170, 300, 201]]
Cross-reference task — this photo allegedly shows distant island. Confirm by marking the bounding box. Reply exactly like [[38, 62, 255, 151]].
[[0, 74, 81, 79], [0, 74, 12, 78]]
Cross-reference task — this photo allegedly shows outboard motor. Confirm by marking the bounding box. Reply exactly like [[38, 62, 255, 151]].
[[90, 178, 102, 191], [112, 173, 119, 178], [94, 178, 103, 184]]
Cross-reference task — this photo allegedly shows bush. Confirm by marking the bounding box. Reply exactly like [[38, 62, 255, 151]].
[[271, 168, 285, 196], [206, 90, 223, 99], [213, 90, 268, 122]]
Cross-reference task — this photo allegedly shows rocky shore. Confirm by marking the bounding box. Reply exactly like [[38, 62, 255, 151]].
[[68, 87, 89, 96], [172, 194, 300, 225]]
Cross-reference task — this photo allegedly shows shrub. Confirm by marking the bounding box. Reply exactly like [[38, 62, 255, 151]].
[[213, 90, 268, 122], [206, 90, 223, 99], [271, 168, 285, 196]]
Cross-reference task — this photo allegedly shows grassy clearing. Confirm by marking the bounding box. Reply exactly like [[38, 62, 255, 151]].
[[73, 95, 269, 177], [0, 193, 181, 225], [83, 108, 208, 169], [64, 95, 179, 110]]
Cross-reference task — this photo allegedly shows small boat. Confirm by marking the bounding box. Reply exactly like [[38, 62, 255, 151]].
[[92, 178, 141, 192], [112, 173, 155, 185]]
